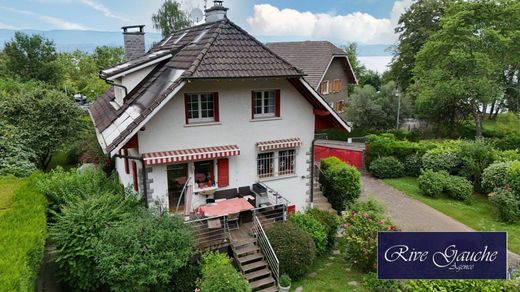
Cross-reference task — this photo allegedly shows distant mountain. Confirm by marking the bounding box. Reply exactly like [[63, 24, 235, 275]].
[[0, 29, 163, 53]]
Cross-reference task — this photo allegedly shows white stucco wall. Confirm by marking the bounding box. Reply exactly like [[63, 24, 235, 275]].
[[121, 65, 155, 93], [137, 78, 315, 211]]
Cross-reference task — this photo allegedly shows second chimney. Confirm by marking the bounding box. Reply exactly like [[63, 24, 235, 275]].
[[122, 25, 145, 60]]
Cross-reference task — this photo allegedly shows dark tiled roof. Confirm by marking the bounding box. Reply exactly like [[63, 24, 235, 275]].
[[266, 41, 357, 89], [90, 19, 303, 155]]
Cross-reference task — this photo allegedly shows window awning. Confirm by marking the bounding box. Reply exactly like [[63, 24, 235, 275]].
[[142, 145, 240, 166], [257, 138, 302, 151]]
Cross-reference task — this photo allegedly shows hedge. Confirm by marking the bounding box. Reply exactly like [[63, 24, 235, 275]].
[[320, 157, 361, 212], [369, 156, 404, 178], [365, 134, 434, 165], [199, 252, 251, 292], [0, 176, 47, 292]]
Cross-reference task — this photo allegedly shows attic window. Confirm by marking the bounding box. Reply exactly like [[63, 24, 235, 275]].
[[174, 32, 188, 44], [192, 29, 209, 44], [161, 35, 173, 46]]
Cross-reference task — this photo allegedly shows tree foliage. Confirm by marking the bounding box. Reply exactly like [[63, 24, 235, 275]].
[[152, 0, 191, 38]]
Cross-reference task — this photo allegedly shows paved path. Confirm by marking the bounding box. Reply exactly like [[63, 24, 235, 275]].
[[360, 175, 520, 266]]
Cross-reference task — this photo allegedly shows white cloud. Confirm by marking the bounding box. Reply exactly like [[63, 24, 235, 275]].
[[247, 1, 413, 45], [0, 5, 90, 30], [79, 0, 130, 22], [0, 21, 16, 29]]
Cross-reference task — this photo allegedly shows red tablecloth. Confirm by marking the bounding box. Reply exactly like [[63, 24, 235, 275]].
[[198, 198, 254, 217]]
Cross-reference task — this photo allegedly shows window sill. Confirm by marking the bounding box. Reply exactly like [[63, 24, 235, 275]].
[[257, 174, 298, 182], [250, 117, 282, 123], [184, 122, 221, 128]]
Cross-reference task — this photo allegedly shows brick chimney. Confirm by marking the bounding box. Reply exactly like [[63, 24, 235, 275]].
[[205, 0, 228, 23], [122, 25, 145, 60]]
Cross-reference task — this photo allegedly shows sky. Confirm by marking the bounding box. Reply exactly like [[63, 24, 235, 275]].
[[0, 0, 413, 72]]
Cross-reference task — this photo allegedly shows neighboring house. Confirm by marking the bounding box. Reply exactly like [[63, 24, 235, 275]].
[[89, 2, 349, 216], [266, 41, 358, 113]]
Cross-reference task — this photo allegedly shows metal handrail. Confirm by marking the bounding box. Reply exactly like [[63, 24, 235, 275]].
[[176, 177, 192, 214], [253, 216, 279, 283], [256, 182, 290, 205]]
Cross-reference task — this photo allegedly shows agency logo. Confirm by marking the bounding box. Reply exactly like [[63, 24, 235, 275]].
[[377, 232, 507, 279]]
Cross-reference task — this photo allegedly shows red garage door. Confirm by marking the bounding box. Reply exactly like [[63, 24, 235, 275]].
[[314, 145, 364, 170]]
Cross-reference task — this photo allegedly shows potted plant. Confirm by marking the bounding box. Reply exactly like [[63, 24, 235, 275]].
[[278, 274, 291, 292]]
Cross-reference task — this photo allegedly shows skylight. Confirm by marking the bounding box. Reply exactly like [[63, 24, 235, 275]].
[[192, 29, 209, 44]]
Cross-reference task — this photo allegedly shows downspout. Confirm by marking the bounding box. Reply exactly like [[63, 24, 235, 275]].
[[309, 138, 317, 207], [113, 153, 148, 208], [100, 75, 129, 98]]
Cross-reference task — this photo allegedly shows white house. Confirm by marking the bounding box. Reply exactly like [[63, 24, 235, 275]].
[[89, 1, 350, 215]]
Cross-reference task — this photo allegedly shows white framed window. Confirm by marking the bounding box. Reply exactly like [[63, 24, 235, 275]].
[[253, 90, 276, 118], [321, 80, 330, 95], [257, 149, 296, 178], [186, 93, 216, 123]]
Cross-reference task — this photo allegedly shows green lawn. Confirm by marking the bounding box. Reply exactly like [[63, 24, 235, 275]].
[[291, 252, 367, 292], [384, 177, 520, 254], [0, 177, 24, 215]]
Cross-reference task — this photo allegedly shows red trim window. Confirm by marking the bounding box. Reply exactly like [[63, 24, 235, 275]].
[[184, 92, 219, 124], [252, 90, 280, 119]]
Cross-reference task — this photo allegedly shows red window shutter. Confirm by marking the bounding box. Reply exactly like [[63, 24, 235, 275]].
[[124, 149, 129, 174], [251, 91, 255, 119], [184, 94, 189, 124], [213, 92, 219, 122], [132, 161, 138, 192], [328, 81, 333, 93], [217, 158, 229, 187], [275, 89, 281, 117]]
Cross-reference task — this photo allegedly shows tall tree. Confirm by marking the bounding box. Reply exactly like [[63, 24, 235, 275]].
[[389, 0, 451, 92], [413, 0, 508, 138], [152, 0, 191, 38], [2, 32, 61, 85], [92, 46, 125, 70]]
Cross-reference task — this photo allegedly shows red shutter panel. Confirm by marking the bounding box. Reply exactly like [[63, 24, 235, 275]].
[[124, 149, 129, 174], [217, 158, 229, 187], [213, 92, 219, 122], [251, 91, 255, 119], [132, 161, 138, 192], [275, 89, 281, 117], [184, 94, 189, 124]]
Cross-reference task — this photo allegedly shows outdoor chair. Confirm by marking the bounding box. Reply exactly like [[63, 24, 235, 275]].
[[214, 188, 238, 200]]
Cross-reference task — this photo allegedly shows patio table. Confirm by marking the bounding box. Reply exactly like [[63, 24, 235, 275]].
[[198, 198, 254, 217]]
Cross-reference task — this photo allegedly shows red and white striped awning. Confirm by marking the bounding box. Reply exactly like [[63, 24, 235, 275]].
[[257, 138, 302, 151], [142, 145, 240, 166]]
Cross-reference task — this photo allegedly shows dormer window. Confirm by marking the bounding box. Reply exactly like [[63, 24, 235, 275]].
[[114, 85, 126, 106]]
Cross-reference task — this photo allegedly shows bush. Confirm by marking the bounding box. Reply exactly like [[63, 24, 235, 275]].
[[489, 189, 520, 223], [320, 157, 361, 212], [495, 134, 520, 151], [507, 161, 520, 195], [403, 153, 423, 177], [342, 199, 398, 272], [266, 222, 316, 279], [50, 193, 136, 291], [199, 252, 251, 292], [369, 156, 404, 178], [95, 211, 194, 291], [494, 150, 520, 162], [171, 260, 201, 292], [362, 273, 401, 292], [403, 279, 512, 292], [418, 170, 449, 198], [444, 176, 473, 201], [37, 167, 122, 219], [0, 177, 46, 292], [482, 161, 512, 194], [306, 208, 341, 249], [365, 134, 434, 165], [458, 140, 495, 190], [279, 274, 291, 287], [289, 212, 328, 254], [422, 144, 462, 174]]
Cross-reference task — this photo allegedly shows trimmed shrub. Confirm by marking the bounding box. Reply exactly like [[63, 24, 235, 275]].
[[507, 161, 520, 195], [404, 153, 423, 177], [95, 211, 194, 291], [306, 208, 341, 249], [489, 189, 520, 223], [266, 222, 316, 279], [494, 150, 520, 162], [0, 177, 46, 292], [199, 252, 251, 292], [482, 161, 512, 194], [418, 170, 449, 198], [365, 134, 434, 165], [369, 156, 404, 178], [444, 176, 473, 201], [37, 167, 122, 219], [50, 193, 136, 291], [458, 140, 495, 191], [403, 279, 513, 292], [289, 212, 328, 254], [495, 134, 520, 151], [320, 157, 361, 212], [422, 145, 461, 174], [342, 199, 398, 272], [362, 273, 400, 292]]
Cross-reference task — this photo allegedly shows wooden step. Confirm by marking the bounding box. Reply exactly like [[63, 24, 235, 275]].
[[250, 276, 275, 290], [238, 253, 263, 264], [256, 285, 278, 292], [242, 260, 267, 272], [232, 238, 256, 248], [235, 245, 260, 256], [245, 268, 271, 281]]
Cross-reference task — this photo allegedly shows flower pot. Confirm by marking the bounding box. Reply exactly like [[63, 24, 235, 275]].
[[278, 284, 290, 292]]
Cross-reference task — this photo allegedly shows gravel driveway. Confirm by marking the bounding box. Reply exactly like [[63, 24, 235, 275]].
[[360, 175, 520, 266]]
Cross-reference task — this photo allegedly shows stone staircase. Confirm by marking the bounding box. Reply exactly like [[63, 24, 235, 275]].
[[313, 181, 336, 213], [231, 237, 278, 292]]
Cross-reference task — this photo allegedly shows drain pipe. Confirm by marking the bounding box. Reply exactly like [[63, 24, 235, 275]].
[[309, 138, 317, 208], [113, 153, 148, 208]]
